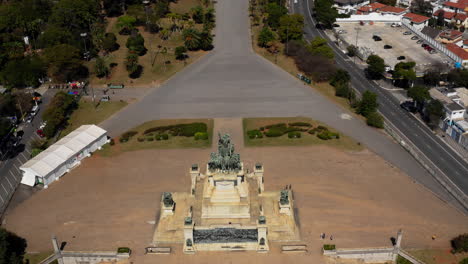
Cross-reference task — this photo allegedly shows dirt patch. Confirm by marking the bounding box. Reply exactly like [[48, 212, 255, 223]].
[[4, 145, 467, 263]]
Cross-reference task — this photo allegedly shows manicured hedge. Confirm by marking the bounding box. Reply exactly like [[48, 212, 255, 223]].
[[317, 131, 339, 140], [120, 131, 138, 143], [289, 122, 311, 127], [288, 131, 301, 138], [117, 247, 131, 253], [143, 123, 207, 137], [247, 129, 263, 139], [323, 244, 335, 250], [194, 132, 208, 140]]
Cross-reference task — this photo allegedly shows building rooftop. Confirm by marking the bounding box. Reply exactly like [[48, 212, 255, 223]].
[[379, 5, 407, 14], [446, 43, 468, 60], [334, 0, 367, 5], [455, 120, 468, 132], [446, 102, 465, 111], [443, 0, 468, 10], [422, 26, 441, 39], [438, 29, 463, 40], [403, 13, 430, 23]]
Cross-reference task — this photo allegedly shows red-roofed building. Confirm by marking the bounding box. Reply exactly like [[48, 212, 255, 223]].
[[433, 9, 468, 28], [443, 0, 468, 13], [463, 39, 468, 49], [356, 2, 386, 14], [379, 5, 407, 15], [437, 29, 463, 44], [446, 43, 468, 65], [402, 13, 430, 30]]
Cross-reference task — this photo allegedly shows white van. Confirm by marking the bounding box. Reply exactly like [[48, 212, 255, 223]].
[[31, 105, 39, 116]]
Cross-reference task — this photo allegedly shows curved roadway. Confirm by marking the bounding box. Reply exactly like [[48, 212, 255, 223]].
[[100, 0, 466, 211]]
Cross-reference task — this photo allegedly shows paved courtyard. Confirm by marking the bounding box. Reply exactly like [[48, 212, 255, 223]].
[[337, 23, 451, 71], [4, 123, 467, 263]]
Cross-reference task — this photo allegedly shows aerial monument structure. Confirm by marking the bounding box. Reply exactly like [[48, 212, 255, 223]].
[[153, 134, 299, 253]]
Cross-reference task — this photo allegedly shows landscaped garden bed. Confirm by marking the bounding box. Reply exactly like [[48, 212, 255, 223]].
[[98, 119, 213, 156], [243, 117, 364, 151]]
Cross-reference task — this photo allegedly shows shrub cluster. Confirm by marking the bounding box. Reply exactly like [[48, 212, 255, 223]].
[[194, 132, 208, 140], [144, 123, 207, 137], [317, 130, 340, 140], [119, 131, 138, 143], [323, 244, 335, 250], [42, 91, 77, 138], [452, 233, 468, 253], [247, 129, 263, 139], [117, 247, 131, 254], [156, 133, 169, 140], [288, 131, 301, 138], [288, 122, 311, 127]]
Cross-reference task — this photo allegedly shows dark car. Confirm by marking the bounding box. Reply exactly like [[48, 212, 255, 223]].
[[400, 101, 417, 112], [397, 56, 406, 60], [373, 35, 382, 41], [384, 44, 392, 49], [411, 36, 419, 40], [315, 23, 325, 30], [333, 23, 340, 27], [421, 43, 428, 48]]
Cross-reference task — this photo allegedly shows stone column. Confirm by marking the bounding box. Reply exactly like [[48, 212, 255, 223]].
[[254, 163, 264, 193], [51, 236, 64, 264], [257, 216, 269, 252], [393, 229, 403, 262], [183, 217, 195, 254], [190, 164, 200, 196]]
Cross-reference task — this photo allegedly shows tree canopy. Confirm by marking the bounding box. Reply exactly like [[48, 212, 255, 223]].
[[278, 14, 304, 42], [357, 90, 378, 117], [307, 37, 334, 59], [0, 227, 27, 264], [265, 3, 287, 29], [366, 55, 385, 79], [314, 0, 338, 28]]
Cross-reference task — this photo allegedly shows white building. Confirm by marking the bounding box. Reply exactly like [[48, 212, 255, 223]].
[[20, 125, 108, 188], [334, 0, 370, 14]]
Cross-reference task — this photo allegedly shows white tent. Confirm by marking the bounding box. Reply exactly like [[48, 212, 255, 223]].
[[20, 125, 108, 187]]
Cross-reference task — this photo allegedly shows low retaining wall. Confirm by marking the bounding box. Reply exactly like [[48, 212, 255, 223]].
[[324, 247, 395, 263]]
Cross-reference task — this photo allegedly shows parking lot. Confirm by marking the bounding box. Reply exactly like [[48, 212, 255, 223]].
[[337, 23, 452, 71]]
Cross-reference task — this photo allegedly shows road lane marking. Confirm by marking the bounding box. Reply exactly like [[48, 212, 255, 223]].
[[20, 152, 28, 162], [1, 183, 8, 195], [10, 171, 18, 182], [0, 193, 4, 203], [5, 176, 13, 190], [13, 164, 20, 173]]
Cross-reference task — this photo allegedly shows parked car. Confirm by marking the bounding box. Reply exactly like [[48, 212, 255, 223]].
[[36, 129, 45, 138], [429, 49, 437, 54], [101, 95, 110, 102], [39, 121, 47, 130], [391, 23, 399, 27], [417, 40, 424, 44], [421, 43, 428, 48], [333, 24, 340, 27], [411, 36, 418, 40], [315, 23, 325, 30], [397, 56, 406, 60], [26, 114, 33, 123], [337, 30, 347, 34], [373, 35, 382, 41], [425, 46, 433, 51], [400, 101, 417, 113], [384, 44, 392, 49], [31, 105, 39, 116], [403, 31, 412, 35]]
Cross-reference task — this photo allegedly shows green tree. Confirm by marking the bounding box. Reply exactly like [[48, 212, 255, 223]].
[[366, 55, 385, 79], [127, 4, 146, 24], [347, 45, 358, 57], [0, 227, 27, 264], [190, 6, 205, 24], [182, 28, 201, 50], [154, 0, 170, 18], [126, 33, 146, 55], [307, 37, 334, 59], [43, 44, 85, 82], [200, 30, 214, 51], [366, 111, 384, 128], [258, 27, 275, 47], [451, 233, 468, 253], [0, 56, 46, 88], [407, 85, 430, 108], [49, 0, 99, 32], [330, 69, 350, 87], [117, 15, 137, 32], [460, 258, 468, 264], [357, 90, 378, 117], [102, 33, 119, 52], [278, 14, 304, 42], [42, 91, 76, 138], [393, 61, 416, 87], [265, 3, 287, 29], [175, 46, 187, 60], [94, 57, 108, 78], [0, 118, 12, 140], [125, 52, 139, 75], [314, 0, 338, 28], [159, 28, 171, 40], [38, 25, 73, 48]]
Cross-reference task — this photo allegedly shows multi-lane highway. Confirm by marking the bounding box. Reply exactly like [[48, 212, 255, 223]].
[[292, 0, 468, 206]]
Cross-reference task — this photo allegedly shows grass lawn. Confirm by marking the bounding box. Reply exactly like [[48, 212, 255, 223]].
[[407, 249, 468, 264], [97, 119, 214, 157], [24, 251, 56, 264], [59, 99, 127, 138], [243, 117, 364, 152], [251, 24, 356, 115]]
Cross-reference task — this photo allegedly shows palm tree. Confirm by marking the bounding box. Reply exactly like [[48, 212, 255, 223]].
[[159, 28, 171, 40], [167, 12, 182, 32], [182, 28, 201, 50]]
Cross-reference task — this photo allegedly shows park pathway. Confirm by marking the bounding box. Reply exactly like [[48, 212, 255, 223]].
[[100, 0, 459, 208]]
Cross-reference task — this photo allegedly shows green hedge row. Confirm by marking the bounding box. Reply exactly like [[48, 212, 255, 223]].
[[120, 131, 138, 143], [143, 123, 207, 137]]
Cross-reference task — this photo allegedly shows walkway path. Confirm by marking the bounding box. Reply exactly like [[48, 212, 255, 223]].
[[100, 0, 460, 209]]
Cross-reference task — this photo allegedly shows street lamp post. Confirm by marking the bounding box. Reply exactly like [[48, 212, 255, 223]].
[[80, 32, 89, 61]]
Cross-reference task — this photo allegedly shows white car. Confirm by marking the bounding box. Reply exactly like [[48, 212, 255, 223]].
[[31, 105, 39, 116], [39, 121, 47, 129]]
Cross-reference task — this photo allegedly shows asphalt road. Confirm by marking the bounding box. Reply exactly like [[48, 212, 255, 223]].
[[101, 0, 465, 211], [0, 89, 55, 215], [292, 0, 468, 203]]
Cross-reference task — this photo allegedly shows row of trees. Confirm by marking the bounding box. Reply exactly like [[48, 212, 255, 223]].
[[42, 92, 77, 138]]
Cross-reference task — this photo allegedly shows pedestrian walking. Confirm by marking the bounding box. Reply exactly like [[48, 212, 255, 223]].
[[330, 235, 333, 240], [320, 233, 324, 239]]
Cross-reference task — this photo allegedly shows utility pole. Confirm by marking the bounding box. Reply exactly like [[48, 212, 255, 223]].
[[80, 32, 89, 61], [354, 27, 360, 64]]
